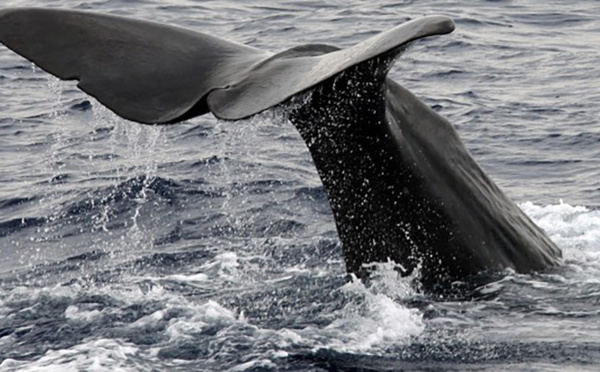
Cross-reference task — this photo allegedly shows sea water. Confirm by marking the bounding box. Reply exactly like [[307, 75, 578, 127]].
[[0, 0, 599, 370]]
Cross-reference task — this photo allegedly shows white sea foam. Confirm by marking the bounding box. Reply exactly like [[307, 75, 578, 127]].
[[195, 251, 242, 281], [0, 339, 140, 372], [230, 359, 277, 371], [320, 272, 424, 352], [164, 300, 242, 342], [64, 305, 102, 322], [254, 264, 423, 354], [2, 201, 599, 369], [520, 201, 600, 270], [168, 272, 209, 282]]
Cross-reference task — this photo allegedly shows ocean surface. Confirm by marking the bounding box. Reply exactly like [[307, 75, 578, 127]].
[[1, 0, 599, 371]]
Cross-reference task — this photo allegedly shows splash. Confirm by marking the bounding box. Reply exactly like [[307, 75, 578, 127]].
[[320, 266, 423, 353], [1, 339, 140, 372], [520, 201, 600, 276]]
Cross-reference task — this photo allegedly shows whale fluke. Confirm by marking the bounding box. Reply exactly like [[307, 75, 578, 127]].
[[0, 8, 561, 290], [0, 8, 268, 123], [0, 8, 453, 122], [206, 15, 454, 119]]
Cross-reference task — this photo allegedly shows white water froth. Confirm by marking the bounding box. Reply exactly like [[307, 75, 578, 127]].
[[521, 201, 600, 275], [1, 339, 140, 372], [247, 263, 424, 356], [321, 270, 424, 352], [2, 196, 599, 370]]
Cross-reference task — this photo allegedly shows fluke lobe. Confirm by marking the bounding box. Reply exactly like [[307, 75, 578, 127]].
[[0, 8, 562, 290]]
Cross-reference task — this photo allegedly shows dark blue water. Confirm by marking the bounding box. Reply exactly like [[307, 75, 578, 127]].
[[1, 1, 600, 371]]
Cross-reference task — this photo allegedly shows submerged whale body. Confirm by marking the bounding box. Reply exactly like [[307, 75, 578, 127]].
[[0, 8, 561, 289]]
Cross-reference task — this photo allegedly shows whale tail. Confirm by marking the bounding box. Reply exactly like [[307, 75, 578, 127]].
[[0, 8, 453, 124], [0, 8, 561, 288]]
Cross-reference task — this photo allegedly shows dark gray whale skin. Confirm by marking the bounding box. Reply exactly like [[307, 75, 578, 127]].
[[0, 8, 561, 289]]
